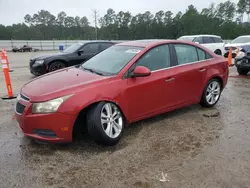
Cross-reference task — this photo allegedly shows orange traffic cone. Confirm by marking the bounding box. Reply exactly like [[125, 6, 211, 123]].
[[228, 48, 233, 67], [2, 49, 13, 72], [1, 50, 17, 100]]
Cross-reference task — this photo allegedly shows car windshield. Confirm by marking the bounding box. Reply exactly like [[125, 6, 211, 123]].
[[81, 45, 144, 76], [63, 43, 83, 53], [177, 36, 195, 42], [231, 36, 250, 44]]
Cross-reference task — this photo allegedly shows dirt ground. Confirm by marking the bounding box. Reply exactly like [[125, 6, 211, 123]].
[[0, 51, 250, 188]]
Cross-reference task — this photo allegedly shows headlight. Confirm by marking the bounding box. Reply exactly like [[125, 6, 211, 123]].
[[32, 95, 72, 114], [34, 60, 44, 65]]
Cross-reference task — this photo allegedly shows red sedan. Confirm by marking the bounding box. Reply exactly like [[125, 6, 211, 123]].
[[15, 40, 229, 146]]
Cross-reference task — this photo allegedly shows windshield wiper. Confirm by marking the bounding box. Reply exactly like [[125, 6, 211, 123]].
[[82, 67, 104, 76]]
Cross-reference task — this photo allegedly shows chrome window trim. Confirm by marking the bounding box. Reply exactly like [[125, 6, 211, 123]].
[[151, 58, 215, 73]]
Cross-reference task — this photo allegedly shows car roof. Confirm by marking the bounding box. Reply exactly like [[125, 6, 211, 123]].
[[116, 39, 200, 48], [117, 39, 176, 47], [236, 35, 250, 37], [179, 34, 222, 38], [84, 40, 117, 44]]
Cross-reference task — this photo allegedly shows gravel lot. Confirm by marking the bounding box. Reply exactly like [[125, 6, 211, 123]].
[[0, 51, 250, 188]]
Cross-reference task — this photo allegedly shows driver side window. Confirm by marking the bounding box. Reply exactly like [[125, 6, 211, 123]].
[[81, 43, 100, 54], [135, 44, 170, 71]]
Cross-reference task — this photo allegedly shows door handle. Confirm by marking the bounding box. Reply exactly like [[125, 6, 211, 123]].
[[165, 77, 175, 82], [199, 68, 206, 72]]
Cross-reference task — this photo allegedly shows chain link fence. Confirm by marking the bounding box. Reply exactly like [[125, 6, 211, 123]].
[[0, 40, 128, 51], [0, 39, 232, 52]]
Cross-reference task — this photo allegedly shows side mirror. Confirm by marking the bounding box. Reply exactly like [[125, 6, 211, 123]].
[[131, 66, 151, 78], [78, 50, 84, 55]]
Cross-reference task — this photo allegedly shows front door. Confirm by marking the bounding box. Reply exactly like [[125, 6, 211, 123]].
[[125, 44, 174, 121], [68, 43, 101, 66]]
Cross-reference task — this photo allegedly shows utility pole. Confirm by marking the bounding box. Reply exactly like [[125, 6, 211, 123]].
[[93, 9, 99, 40]]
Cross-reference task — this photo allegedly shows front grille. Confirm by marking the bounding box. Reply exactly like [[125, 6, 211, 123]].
[[34, 129, 57, 138], [20, 93, 30, 101], [16, 102, 26, 114]]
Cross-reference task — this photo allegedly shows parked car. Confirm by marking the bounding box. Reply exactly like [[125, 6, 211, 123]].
[[12, 45, 38, 52], [177, 35, 225, 55], [234, 51, 250, 75], [15, 40, 229, 146], [224, 35, 250, 59], [29, 41, 116, 76]]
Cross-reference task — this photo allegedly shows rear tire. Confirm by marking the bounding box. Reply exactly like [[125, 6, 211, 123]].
[[214, 49, 222, 55], [48, 61, 66, 72], [87, 102, 124, 146], [200, 78, 222, 108], [237, 68, 248, 75]]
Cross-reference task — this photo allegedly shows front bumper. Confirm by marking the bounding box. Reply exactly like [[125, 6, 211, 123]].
[[29, 60, 47, 76], [235, 60, 250, 71], [15, 99, 76, 143]]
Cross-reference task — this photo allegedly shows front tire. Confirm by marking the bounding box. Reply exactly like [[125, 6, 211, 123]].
[[87, 102, 124, 146], [237, 68, 248, 75], [200, 79, 222, 108], [48, 61, 66, 72]]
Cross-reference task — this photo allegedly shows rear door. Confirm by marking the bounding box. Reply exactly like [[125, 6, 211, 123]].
[[211, 37, 225, 54], [168, 43, 213, 105]]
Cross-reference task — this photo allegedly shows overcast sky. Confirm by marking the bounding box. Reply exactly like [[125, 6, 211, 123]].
[[0, 0, 238, 26]]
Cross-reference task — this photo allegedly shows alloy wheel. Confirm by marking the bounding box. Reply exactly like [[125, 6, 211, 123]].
[[100, 103, 123, 139], [206, 81, 221, 105], [51, 63, 65, 71]]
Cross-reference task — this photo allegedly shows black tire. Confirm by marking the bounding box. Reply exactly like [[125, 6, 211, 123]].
[[200, 78, 222, 108], [237, 68, 248, 75], [214, 50, 222, 55], [87, 102, 124, 146], [48, 61, 66, 72]]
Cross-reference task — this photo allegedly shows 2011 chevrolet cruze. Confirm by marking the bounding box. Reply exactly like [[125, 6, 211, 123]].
[[15, 40, 229, 146]]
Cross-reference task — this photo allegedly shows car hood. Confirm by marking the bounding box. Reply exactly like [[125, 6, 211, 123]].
[[225, 42, 250, 47], [31, 52, 68, 60], [225, 42, 250, 52], [21, 67, 111, 102]]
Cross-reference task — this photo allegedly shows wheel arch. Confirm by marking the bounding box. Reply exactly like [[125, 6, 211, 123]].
[[207, 75, 224, 89], [72, 100, 128, 140], [214, 49, 222, 55], [48, 59, 68, 66], [200, 75, 223, 98]]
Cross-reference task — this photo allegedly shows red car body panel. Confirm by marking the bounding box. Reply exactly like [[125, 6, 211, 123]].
[[15, 40, 229, 143]]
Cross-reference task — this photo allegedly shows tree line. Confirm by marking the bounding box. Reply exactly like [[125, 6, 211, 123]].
[[1, 0, 250, 40]]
